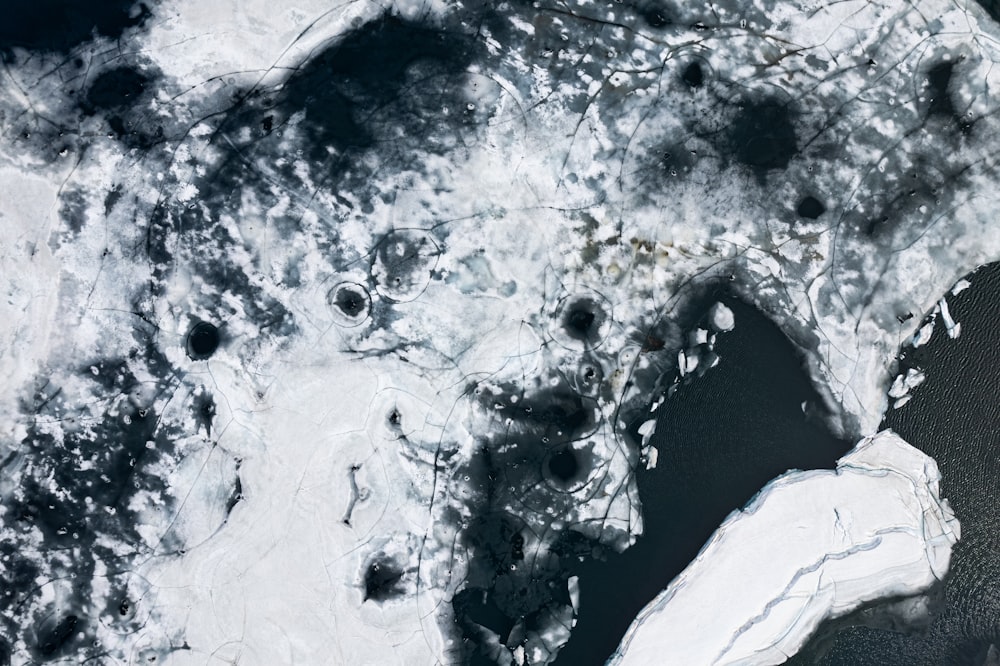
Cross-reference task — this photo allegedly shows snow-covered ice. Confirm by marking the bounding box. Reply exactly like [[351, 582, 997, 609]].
[[0, 0, 998, 661]]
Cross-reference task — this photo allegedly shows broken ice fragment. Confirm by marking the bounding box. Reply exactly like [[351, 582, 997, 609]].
[[952, 279, 972, 295], [888, 368, 926, 399], [939, 297, 961, 339], [893, 394, 913, 409], [913, 320, 936, 348], [637, 419, 657, 447], [644, 445, 659, 471], [708, 303, 735, 332]]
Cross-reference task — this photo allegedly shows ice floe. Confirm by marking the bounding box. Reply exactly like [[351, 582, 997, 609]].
[[611, 431, 960, 666]]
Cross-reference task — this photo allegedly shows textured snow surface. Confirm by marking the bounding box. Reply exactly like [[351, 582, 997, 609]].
[[612, 430, 960, 666], [0, 0, 997, 662]]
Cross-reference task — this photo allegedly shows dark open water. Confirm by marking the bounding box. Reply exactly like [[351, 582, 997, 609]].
[[554, 292, 851, 665]]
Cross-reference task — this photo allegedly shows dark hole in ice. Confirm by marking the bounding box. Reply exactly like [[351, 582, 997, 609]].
[[37, 614, 78, 656], [83, 66, 148, 113], [556, 293, 609, 347], [578, 363, 601, 391], [186, 322, 219, 360], [548, 447, 579, 482], [681, 62, 704, 88], [552, 294, 850, 665], [565, 307, 596, 338], [118, 599, 130, 616], [334, 287, 367, 317], [261, 115, 273, 134], [364, 560, 404, 601], [328, 282, 371, 325], [729, 98, 798, 171], [0, 0, 150, 57], [797, 195, 826, 219]]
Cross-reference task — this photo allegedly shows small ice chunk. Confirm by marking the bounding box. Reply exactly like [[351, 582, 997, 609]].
[[893, 394, 913, 409], [906, 369, 926, 390], [690, 328, 709, 346], [645, 445, 659, 470], [568, 576, 580, 613], [708, 302, 735, 332], [638, 419, 657, 447], [888, 368, 925, 399], [912, 320, 935, 347], [951, 279, 972, 295], [683, 351, 699, 375], [939, 298, 961, 339], [889, 375, 906, 398]]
